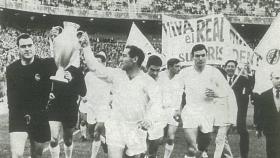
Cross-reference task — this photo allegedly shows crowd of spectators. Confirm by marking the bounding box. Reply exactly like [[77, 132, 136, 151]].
[[0, 25, 129, 99], [0, 24, 260, 72], [10, 0, 280, 17], [246, 38, 260, 49], [36, 0, 129, 12], [0, 25, 163, 69], [0, 24, 262, 100], [142, 0, 280, 17]]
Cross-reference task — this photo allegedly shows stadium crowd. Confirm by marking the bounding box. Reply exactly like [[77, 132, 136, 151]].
[[1, 15, 280, 158], [0, 24, 259, 103], [0, 26, 123, 69], [0, 25, 162, 70], [10, 0, 280, 17], [0, 24, 163, 101], [4, 27, 280, 158]]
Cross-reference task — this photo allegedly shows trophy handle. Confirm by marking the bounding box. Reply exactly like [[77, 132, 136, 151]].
[[77, 31, 84, 39], [50, 67, 68, 83], [50, 26, 63, 40], [77, 31, 86, 47], [52, 26, 63, 33]]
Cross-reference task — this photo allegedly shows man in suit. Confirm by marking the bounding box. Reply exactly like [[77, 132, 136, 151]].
[[223, 60, 255, 158], [255, 69, 280, 158]]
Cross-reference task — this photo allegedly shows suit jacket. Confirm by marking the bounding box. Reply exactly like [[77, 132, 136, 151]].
[[224, 74, 255, 106], [255, 89, 280, 134]]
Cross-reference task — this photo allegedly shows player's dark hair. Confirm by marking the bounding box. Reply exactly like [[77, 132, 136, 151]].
[[17, 33, 32, 46], [191, 44, 207, 58], [167, 58, 180, 69], [146, 55, 162, 69], [224, 60, 238, 67], [126, 45, 145, 67], [95, 54, 106, 63]]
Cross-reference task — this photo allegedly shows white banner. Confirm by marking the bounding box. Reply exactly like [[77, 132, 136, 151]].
[[253, 14, 280, 94], [126, 22, 156, 55], [162, 14, 254, 66], [126, 22, 159, 66]]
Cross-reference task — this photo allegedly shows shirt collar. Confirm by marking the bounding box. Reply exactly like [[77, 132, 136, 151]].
[[273, 87, 279, 92], [227, 75, 234, 80], [273, 88, 280, 96]]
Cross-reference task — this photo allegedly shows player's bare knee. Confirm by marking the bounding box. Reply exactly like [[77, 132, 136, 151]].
[[215, 135, 225, 145], [11, 149, 24, 158], [11, 146, 24, 157], [186, 146, 196, 156], [80, 120, 86, 126], [11, 148, 23, 158], [50, 138, 59, 147], [93, 131, 101, 141], [11, 153, 22, 158], [64, 139, 73, 146], [93, 137, 100, 142]]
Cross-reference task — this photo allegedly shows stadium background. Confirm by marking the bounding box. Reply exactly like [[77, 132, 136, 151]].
[[0, 0, 276, 157]]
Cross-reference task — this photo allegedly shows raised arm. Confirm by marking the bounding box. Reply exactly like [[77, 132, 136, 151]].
[[81, 33, 114, 83]]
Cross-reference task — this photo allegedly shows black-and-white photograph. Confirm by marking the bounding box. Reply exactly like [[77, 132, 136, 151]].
[[0, 0, 280, 158]]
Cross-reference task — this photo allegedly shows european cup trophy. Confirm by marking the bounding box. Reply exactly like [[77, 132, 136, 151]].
[[50, 21, 83, 83]]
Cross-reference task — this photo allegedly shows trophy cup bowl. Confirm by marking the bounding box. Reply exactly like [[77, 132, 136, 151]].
[[50, 21, 82, 83]]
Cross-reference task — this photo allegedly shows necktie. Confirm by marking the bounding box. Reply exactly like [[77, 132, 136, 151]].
[[276, 89, 280, 112], [229, 77, 232, 85]]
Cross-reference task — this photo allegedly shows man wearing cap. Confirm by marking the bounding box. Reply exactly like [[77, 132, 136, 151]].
[[80, 51, 111, 158], [82, 33, 162, 158]]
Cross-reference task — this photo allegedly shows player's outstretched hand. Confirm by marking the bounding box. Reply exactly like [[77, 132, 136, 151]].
[[137, 120, 152, 131], [50, 26, 61, 40], [79, 32, 90, 48], [205, 88, 218, 98]]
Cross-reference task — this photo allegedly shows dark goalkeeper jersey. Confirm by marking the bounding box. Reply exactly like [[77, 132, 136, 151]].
[[6, 57, 56, 114]]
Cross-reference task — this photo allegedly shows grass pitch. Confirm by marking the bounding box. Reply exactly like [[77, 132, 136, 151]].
[[0, 105, 266, 158]]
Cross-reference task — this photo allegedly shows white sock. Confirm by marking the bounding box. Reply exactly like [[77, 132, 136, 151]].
[[80, 125, 87, 138], [164, 144, 174, 158], [90, 141, 101, 158], [64, 143, 73, 158], [49, 145, 60, 158]]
